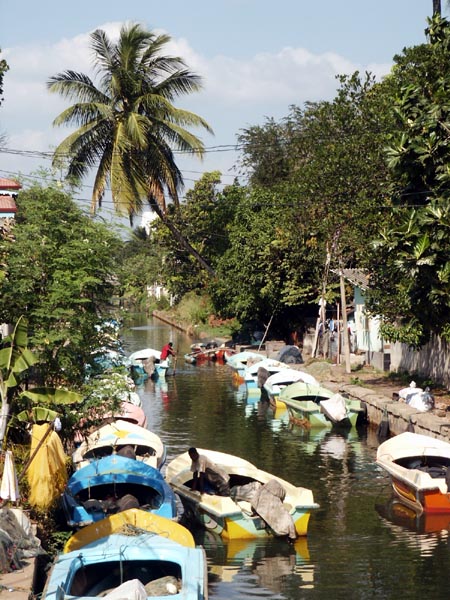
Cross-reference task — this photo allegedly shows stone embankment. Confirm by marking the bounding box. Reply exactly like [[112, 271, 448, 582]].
[[325, 381, 450, 443]]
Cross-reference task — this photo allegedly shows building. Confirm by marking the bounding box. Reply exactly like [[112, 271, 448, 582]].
[[0, 178, 20, 339], [0, 177, 20, 221]]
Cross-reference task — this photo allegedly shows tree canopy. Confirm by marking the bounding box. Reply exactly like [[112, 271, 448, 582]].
[[366, 15, 450, 345], [48, 23, 215, 275], [0, 184, 122, 385]]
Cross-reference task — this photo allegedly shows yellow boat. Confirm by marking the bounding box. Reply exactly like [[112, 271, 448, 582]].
[[63, 508, 195, 553]]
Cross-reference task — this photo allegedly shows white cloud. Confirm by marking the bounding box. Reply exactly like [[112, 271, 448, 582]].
[[0, 22, 392, 186]]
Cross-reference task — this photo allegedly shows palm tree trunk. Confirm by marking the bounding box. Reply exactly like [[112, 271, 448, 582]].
[[149, 200, 216, 276], [433, 0, 441, 15]]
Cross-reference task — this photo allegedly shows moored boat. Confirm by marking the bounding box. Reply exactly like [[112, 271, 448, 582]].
[[72, 419, 166, 470], [225, 351, 265, 379], [64, 508, 195, 553], [184, 343, 235, 365], [128, 348, 170, 380], [165, 448, 319, 540], [43, 529, 208, 600], [62, 455, 177, 528], [279, 381, 364, 428], [243, 358, 287, 395], [263, 368, 318, 409], [376, 432, 450, 514], [73, 401, 148, 446]]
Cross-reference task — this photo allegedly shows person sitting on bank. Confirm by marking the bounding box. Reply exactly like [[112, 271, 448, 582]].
[[188, 447, 230, 496], [161, 341, 176, 361]]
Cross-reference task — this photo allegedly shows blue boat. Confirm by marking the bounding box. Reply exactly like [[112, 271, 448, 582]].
[[62, 455, 177, 528], [42, 531, 208, 599]]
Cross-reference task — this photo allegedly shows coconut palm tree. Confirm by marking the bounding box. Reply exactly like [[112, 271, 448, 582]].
[[47, 23, 215, 274]]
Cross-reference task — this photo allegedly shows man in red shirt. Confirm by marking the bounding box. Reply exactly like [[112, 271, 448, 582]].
[[161, 341, 176, 361]]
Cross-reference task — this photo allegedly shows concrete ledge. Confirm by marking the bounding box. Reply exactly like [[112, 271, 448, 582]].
[[329, 383, 450, 442]]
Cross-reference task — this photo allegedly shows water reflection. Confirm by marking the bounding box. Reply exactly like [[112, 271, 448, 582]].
[[197, 530, 315, 595], [376, 499, 450, 556]]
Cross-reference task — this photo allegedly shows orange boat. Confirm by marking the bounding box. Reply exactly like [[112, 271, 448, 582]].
[[376, 432, 450, 514]]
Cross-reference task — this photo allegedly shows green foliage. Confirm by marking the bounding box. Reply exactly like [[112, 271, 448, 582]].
[[207, 73, 394, 327], [0, 47, 8, 107], [176, 292, 214, 325], [151, 173, 240, 296], [48, 23, 215, 275], [117, 226, 165, 309], [0, 184, 122, 385], [0, 317, 38, 447], [366, 15, 450, 344]]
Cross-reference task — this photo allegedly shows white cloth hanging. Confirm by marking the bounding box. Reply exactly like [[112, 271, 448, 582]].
[[1, 450, 20, 502]]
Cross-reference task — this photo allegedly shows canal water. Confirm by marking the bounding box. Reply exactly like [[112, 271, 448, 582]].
[[122, 315, 450, 600]]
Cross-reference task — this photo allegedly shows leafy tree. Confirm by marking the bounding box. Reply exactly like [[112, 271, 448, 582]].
[[229, 73, 394, 327], [0, 184, 122, 385], [151, 172, 240, 297], [237, 118, 291, 186], [0, 47, 9, 146], [47, 23, 215, 275], [117, 226, 165, 308], [366, 15, 450, 345], [0, 318, 37, 449], [0, 47, 8, 107]]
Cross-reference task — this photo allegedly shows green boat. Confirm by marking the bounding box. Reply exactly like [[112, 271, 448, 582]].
[[279, 381, 364, 428]]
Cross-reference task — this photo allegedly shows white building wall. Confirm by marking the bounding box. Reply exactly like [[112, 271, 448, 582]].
[[390, 334, 450, 388]]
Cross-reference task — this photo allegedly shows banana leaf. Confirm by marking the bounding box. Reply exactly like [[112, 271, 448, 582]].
[[19, 388, 81, 405]]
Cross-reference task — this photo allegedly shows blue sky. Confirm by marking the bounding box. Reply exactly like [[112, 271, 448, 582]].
[[0, 0, 444, 228]]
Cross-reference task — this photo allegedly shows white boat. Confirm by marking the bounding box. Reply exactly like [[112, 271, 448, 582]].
[[165, 448, 319, 540], [128, 348, 170, 379], [376, 432, 450, 514], [243, 358, 287, 395], [72, 420, 166, 470], [263, 368, 318, 409], [225, 351, 265, 378]]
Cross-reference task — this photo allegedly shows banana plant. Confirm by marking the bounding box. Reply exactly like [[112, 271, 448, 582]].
[[0, 317, 38, 449], [0, 317, 82, 449]]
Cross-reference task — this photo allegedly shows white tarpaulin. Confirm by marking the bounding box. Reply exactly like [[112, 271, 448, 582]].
[[1, 451, 20, 502]]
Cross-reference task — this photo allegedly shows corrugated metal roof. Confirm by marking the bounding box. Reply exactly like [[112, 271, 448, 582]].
[[0, 178, 21, 190], [332, 268, 370, 290], [0, 196, 17, 211]]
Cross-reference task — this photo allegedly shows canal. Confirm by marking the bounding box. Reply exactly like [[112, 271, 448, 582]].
[[122, 315, 450, 600]]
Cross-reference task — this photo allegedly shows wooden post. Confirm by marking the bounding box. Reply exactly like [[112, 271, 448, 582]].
[[340, 271, 351, 374], [336, 302, 340, 365]]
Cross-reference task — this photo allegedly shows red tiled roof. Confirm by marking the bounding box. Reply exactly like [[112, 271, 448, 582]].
[[0, 178, 21, 190], [0, 196, 17, 212]]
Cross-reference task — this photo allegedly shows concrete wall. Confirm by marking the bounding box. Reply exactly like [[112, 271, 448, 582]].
[[335, 383, 450, 442], [390, 334, 450, 388]]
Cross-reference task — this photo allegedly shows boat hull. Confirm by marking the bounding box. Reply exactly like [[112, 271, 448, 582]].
[[43, 532, 208, 600], [376, 432, 450, 514], [64, 508, 195, 553], [62, 455, 177, 528], [166, 449, 319, 540], [279, 382, 362, 428], [181, 495, 312, 539], [284, 400, 361, 428]]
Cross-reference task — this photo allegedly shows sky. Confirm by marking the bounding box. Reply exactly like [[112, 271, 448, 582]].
[[0, 0, 446, 230]]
